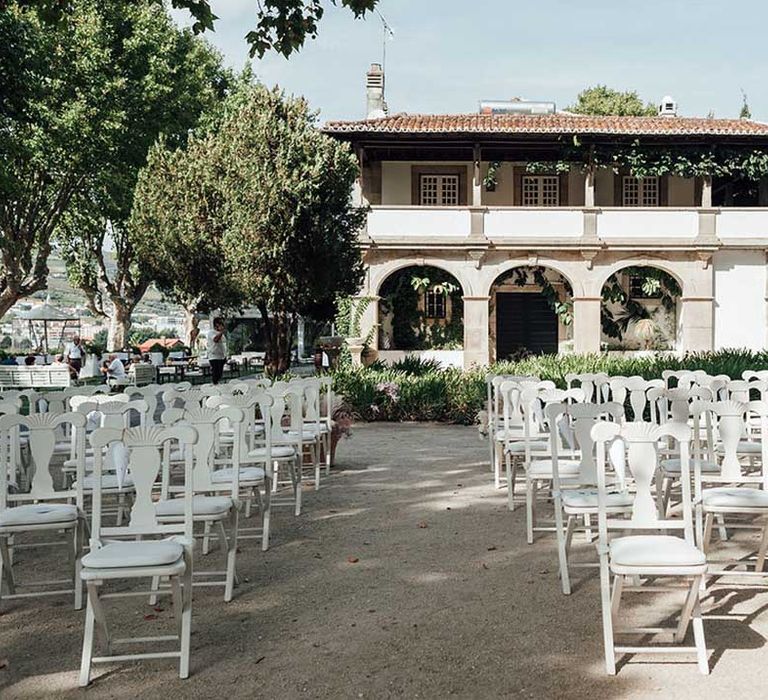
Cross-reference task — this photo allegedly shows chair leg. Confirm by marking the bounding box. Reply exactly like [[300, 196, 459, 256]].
[[88, 581, 111, 655], [692, 588, 709, 675], [313, 442, 321, 491], [324, 432, 331, 475], [599, 559, 616, 675], [675, 576, 699, 643], [525, 476, 534, 545], [610, 574, 624, 620], [202, 521, 212, 556], [224, 509, 239, 602], [261, 476, 272, 551], [292, 457, 302, 516], [715, 514, 728, 542], [79, 590, 96, 687], [494, 446, 502, 490], [71, 525, 84, 611], [555, 499, 571, 595], [505, 451, 514, 511], [0, 537, 16, 596], [179, 552, 193, 679], [702, 513, 714, 553]]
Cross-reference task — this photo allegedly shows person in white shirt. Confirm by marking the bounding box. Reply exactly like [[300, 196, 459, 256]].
[[100, 354, 126, 387], [63, 335, 85, 375], [206, 317, 228, 384]]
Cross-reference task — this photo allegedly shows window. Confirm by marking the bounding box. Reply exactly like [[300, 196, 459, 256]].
[[521, 175, 560, 206], [425, 290, 447, 319], [623, 176, 659, 207], [419, 174, 459, 206]]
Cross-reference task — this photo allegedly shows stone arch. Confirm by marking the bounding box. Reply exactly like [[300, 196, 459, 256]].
[[482, 258, 578, 298], [370, 257, 475, 298], [594, 256, 688, 297], [598, 261, 685, 352]]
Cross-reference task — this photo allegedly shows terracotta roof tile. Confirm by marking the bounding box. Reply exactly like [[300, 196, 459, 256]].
[[324, 113, 768, 137]]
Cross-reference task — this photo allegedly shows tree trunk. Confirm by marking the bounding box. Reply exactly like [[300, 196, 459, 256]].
[[107, 303, 132, 351], [263, 310, 294, 376], [183, 306, 200, 349], [0, 290, 19, 322]]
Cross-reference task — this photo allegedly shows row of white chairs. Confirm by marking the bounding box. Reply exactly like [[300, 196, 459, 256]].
[[0, 373, 338, 686], [484, 369, 768, 675]]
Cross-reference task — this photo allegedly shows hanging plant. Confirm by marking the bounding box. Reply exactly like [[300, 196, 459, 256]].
[[484, 161, 502, 191]]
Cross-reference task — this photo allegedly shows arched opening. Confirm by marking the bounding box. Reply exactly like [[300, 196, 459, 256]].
[[378, 265, 464, 352], [489, 266, 573, 361], [600, 265, 682, 352]]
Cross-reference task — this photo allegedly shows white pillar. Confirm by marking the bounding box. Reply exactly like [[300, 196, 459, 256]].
[[701, 175, 713, 208], [472, 144, 482, 207], [463, 296, 490, 367], [680, 297, 714, 351], [572, 297, 602, 353], [584, 167, 595, 208]]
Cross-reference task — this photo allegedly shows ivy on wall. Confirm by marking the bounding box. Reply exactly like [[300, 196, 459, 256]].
[[526, 139, 768, 180]]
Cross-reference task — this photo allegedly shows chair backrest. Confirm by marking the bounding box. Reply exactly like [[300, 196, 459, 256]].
[[162, 405, 244, 494], [125, 385, 161, 420], [299, 378, 322, 425], [546, 401, 624, 485], [743, 370, 768, 383], [662, 369, 706, 390], [0, 412, 86, 511], [498, 379, 554, 434], [162, 389, 206, 411], [692, 399, 768, 484], [73, 398, 149, 429], [206, 392, 259, 454], [648, 385, 713, 426], [608, 376, 664, 421], [0, 389, 43, 414], [565, 372, 610, 403], [593, 421, 694, 540], [89, 425, 197, 542]]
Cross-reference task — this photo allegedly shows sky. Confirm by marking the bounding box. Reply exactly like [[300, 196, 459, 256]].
[[172, 0, 767, 124]]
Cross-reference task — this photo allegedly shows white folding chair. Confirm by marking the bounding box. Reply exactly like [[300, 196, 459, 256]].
[[79, 423, 197, 686], [0, 411, 87, 610], [592, 421, 708, 675]]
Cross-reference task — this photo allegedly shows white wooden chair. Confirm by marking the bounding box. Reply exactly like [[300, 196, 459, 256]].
[[159, 405, 245, 601], [608, 376, 664, 421], [592, 420, 708, 675], [281, 383, 322, 491], [0, 411, 87, 610], [78, 423, 198, 686], [520, 386, 585, 543], [566, 372, 610, 404], [547, 401, 628, 594], [692, 399, 768, 579]]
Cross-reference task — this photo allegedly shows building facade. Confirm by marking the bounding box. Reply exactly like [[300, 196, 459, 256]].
[[324, 66, 768, 367]]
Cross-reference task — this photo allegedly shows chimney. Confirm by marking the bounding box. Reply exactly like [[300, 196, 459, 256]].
[[366, 63, 387, 119], [658, 95, 678, 117]]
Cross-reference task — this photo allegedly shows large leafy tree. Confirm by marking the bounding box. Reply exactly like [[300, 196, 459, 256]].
[[0, 2, 123, 319], [130, 134, 243, 346], [567, 85, 657, 117], [10, 0, 380, 58], [56, 0, 230, 350], [217, 84, 366, 373]]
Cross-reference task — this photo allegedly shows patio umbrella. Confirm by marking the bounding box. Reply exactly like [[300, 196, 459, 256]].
[[19, 296, 78, 355]]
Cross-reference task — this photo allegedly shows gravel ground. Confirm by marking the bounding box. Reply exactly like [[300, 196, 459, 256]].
[[1, 422, 768, 699]]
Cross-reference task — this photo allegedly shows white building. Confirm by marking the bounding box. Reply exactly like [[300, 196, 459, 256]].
[[323, 65, 768, 367]]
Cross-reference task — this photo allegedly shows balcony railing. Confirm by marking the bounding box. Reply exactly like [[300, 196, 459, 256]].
[[365, 205, 768, 243]]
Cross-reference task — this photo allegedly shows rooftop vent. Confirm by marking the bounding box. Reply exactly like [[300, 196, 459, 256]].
[[479, 99, 556, 116], [658, 95, 678, 117]]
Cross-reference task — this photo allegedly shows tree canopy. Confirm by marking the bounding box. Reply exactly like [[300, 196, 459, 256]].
[[53, 0, 231, 350], [567, 85, 657, 117], [8, 0, 380, 58], [132, 80, 366, 373]]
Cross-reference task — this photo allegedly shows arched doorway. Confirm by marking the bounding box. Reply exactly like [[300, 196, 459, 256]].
[[600, 266, 682, 351], [489, 266, 573, 361], [378, 265, 464, 353]]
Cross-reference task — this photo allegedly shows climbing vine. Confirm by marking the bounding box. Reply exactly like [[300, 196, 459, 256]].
[[526, 140, 768, 180]]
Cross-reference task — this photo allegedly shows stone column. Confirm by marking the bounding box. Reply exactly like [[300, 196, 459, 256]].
[[356, 295, 380, 359], [680, 297, 714, 351], [584, 167, 595, 207], [701, 175, 713, 208], [463, 296, 490, 368], [572, 297, 602, 353]]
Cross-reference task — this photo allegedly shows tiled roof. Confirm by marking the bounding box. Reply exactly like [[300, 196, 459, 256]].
[[324, 113, 768, 137]]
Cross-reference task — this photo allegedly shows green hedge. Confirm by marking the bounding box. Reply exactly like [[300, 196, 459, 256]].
[[332, 350, 768, 425]]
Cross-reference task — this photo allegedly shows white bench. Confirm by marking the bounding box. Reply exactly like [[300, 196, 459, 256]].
[[0, 365, 72, 389], [130, 363, 157, 386]]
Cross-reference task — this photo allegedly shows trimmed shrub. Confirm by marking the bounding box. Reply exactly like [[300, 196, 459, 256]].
[[332, 350, 768, 425]]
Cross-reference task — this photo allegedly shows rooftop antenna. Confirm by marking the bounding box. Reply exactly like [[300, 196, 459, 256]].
[[375, 9, 394, 75]]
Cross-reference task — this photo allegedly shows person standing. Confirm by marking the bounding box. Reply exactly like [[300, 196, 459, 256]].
[[63, 335, 85, 377], [206, 317, 228, 385]]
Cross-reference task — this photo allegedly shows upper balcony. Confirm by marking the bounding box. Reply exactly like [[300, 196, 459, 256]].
[[358, 161, 768, 247]]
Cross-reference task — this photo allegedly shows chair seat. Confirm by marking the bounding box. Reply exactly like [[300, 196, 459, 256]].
[[75, 473, 134, 491], [610, 535, 706, 570], [211, 466, 265, 484], [703, 487, 768, 509], [562, 490, 633, 511], [495, 429, 547, 442], [504, 441, 549, 454], [156, 496, 233, 517], [285, 430, 319, 442], [718, 441, 762, 454], [82, 540, 184, 569], [305, 422, 329, 434], [247, 445, 296, 460], [661, 458, 719, 474], [0, 503, 79, 527], [528, 459, 581, 477]]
